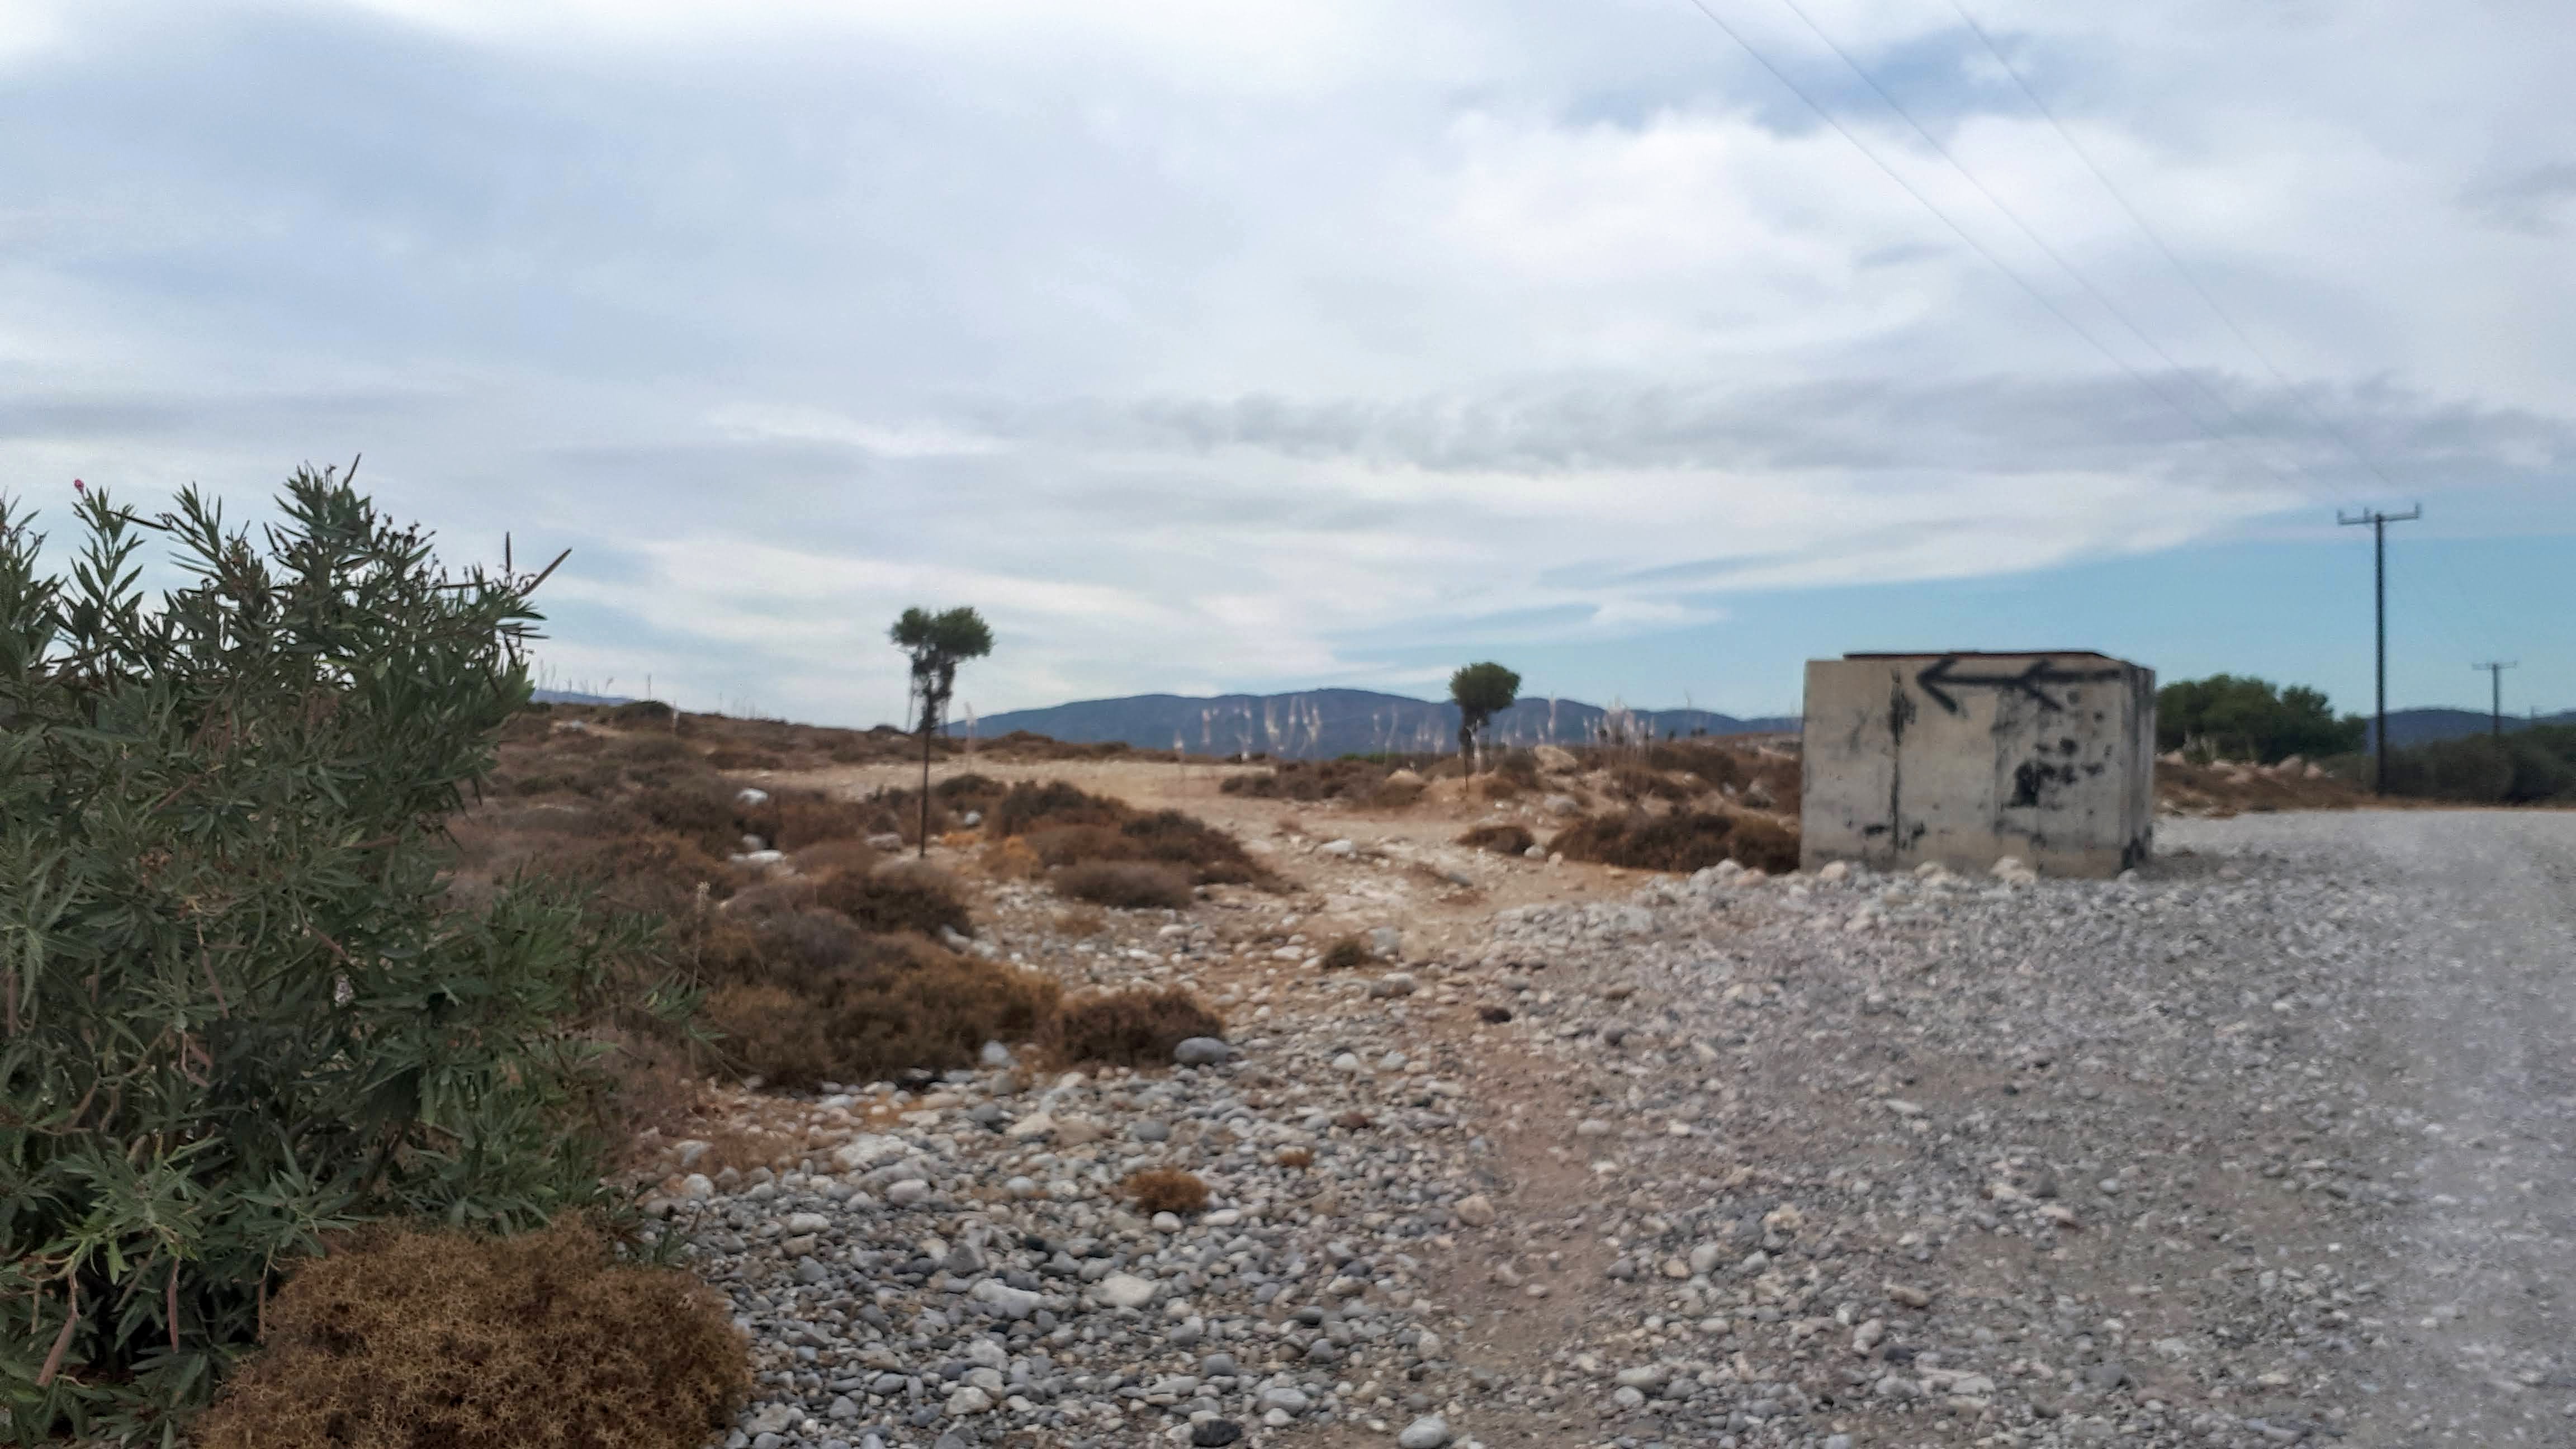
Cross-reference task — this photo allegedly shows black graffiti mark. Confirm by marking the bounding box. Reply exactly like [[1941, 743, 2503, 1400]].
[[1914, 657, 2127, 716], [1886, 678, 1916, 853]]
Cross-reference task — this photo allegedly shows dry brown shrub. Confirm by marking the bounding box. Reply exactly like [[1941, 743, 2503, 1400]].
[[699, 983, 838, 1086], [1025, 823, 1130, 868], [932, 771, 1009, 818], [1455, 822, 1536, 856], [1124, 1168, 1210, 1215], [1053, 860, 1193, 910], [862, 787, 950, 845], [812, 860, 974, 938], [792, 837, 882, 877], [1366, 775, 1427, 809], [1608, 763, 1696, 803], [2154, 759, 2364, 814], [1640, 738, 1747, 784], [991, 779, 1128, 836], [1549, 810, 1799, 874], [719, 875, 822, 918], [1218, 758, 1391, 801], [1749, 754, 1802, 818], [193, 1216, 747, 1449], [1006, 802, 1269, 888], [1054, 906, 1108, 938], [1723, 815, 1801, 873], [760, 789, 878, 849], [634, 782, 740, 853], [1318, 936, 1371, 970], [1275, 1147, 1314, 1168], [1115, 809, 1269, 885], [698, 924, 1059, 1088], [1045, 988, 1224, 1067], [980, 835, 1045, 881], [528, 829, 731, 916], [707, 745, 785, 770]]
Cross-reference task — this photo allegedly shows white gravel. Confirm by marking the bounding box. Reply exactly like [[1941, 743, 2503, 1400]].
[[654, 810, 2576, 1448]]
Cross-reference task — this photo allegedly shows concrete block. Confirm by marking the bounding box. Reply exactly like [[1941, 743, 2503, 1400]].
[[1800, 651, 2155, 879]]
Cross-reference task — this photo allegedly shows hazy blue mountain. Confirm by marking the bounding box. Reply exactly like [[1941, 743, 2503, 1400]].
[[958, 688, 1795, 759], [2366, 707, 2576, 750], [532, 687, 632, 705]]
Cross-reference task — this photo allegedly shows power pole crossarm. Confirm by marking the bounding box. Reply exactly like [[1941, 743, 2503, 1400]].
[[2338, 505, 2421, 795]]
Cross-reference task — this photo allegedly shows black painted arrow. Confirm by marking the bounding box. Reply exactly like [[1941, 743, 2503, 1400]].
[[1914, 657, 2124, 716]]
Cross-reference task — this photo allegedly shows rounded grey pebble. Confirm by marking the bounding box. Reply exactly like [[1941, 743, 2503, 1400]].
[[1172, 1036, 1236, 1066], [1397, 1414, 1452, 1448]]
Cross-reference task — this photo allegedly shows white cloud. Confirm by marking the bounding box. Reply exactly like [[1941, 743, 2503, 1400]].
[[2, 0, 2568, 719], [705, 404, 1005, 459]]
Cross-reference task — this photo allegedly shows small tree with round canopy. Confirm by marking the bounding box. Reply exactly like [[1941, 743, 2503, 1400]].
[[889, 606, 993, 857], [1449, 661, 1521, 774]]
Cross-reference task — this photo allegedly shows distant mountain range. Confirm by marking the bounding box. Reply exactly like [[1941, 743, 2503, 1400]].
[[2368, 707, 2576, 750], [956, 688, 1797, 759], [533, 688, 632, 706]]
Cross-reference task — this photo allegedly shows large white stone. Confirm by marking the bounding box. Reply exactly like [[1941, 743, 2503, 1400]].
[[1095, 1273, 1158, 1309]]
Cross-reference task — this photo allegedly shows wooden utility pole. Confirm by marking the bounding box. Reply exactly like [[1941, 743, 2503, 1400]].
[[2338, 505, 2421, 793], [2473, 660, 2518, 741]]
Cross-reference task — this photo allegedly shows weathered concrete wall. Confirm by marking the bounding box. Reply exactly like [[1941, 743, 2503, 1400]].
[[1800, 652, 2156, 878]]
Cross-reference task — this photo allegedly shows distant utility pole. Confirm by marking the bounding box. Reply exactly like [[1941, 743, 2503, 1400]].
[[2473, 660, 2518, 741], [2338, 505, 2421, 794]]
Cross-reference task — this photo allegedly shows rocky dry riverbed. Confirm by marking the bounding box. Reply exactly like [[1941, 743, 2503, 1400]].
[[646, 804, 2576, 1449]]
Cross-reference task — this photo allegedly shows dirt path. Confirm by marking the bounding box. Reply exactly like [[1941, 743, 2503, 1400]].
[[731, 754, 2576, 1447]]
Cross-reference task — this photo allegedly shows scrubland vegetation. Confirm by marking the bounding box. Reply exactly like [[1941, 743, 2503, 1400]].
[[26, 474, 2539, 1447], [0, 475, 727, 1440]]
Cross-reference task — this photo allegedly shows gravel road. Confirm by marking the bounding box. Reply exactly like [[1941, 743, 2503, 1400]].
[[2180, 810, 2576, 1447], [661, 807, 2576, 1449]]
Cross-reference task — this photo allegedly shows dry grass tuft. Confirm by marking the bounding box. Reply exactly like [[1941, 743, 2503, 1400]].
[[1550, 810, 1799, 874], [695, 918, 1058, 1088], [990, 779, 1128, 836], [1045, 988, 1224, 1067], [1455, 822, 1536, 856], [1053, 860, 1194, 910], [812, 860, 973, 939], [991, 781, 1271, 888], [193, 1216, 747, 1449], [1053, 906, 1108, 939], [791, 837, 882, 877], [1124, 1168, 1210, 1216], [1275, 1148, 1314, 1169], [1318, 936, 1371, 970], [754, 789, 880, 850], [1219, 758, 1395, 802]]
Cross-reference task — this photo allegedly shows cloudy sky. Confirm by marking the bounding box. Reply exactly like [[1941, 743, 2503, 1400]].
[[4, 0, 2569, 725]]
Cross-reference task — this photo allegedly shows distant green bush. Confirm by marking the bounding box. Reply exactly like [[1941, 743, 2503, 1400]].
[[2381, 725, 2576, 804], [0, 471, 671, 1442], [2157, 674, 2365, 764]]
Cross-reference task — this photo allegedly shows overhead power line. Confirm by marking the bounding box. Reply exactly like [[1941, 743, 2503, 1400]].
[[1673, 0, 2302, 493], [1944, 2, 2525, 675], [1672, 2, 2303, 483], [1942, 0, 2406, 496], [1768, 0, 2320, 489]]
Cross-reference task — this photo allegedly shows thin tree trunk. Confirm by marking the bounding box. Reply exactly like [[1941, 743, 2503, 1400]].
[[919, 711, 932, 860], [1458, 721, 1474, 775]]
